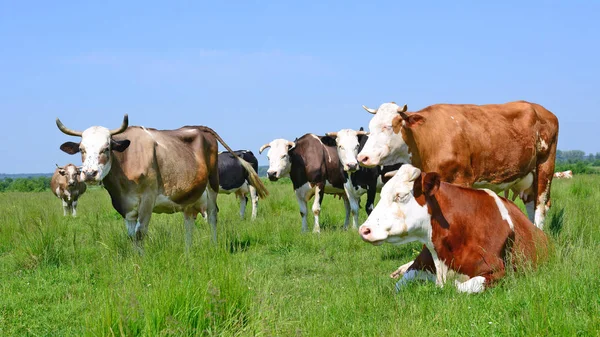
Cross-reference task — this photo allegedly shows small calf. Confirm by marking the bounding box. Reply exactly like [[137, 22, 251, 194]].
[[51, 164, 87, 216], [359, 164, 547, 293]]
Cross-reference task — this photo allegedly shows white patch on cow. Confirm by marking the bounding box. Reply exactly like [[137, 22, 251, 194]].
[[295, 182, 313, 232], [534, 186, 549, 229], [55, 187, 61, 197], [358, 102, 411, 167], [141, 126, 162, 147], [265, 139, 293, 179], [538, 138, 548, 152], [343, 178, 361, 229], [483, 189, 514, 231], [395, 269, 436, 292], [333, 129, 361, 171], [455, 276, 486, 294]]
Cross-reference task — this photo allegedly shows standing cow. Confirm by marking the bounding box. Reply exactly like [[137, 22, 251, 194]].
[[56, 115, 268, 248], [260, 134, 359, 232], [359, 165, 548, 293], [51, 163, 87, 216], [357, 100, 559, 230], [215, 150, 260, 220]]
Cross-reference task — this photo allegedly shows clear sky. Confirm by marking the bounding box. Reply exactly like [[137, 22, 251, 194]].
[[1, 1, 598, 173]]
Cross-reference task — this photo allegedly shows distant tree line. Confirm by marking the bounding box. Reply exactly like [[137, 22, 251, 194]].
[[0, 150, 598, 192], [0, 176, 51, 192]]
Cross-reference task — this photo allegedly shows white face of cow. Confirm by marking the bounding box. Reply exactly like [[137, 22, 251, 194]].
[[332, 129, 361, 172], [57, 115, 130, 183], [263, 139, 294, 181], [359, 164, 431, 245], [358, 103, 410, 167], [59, 165, 80, 187]]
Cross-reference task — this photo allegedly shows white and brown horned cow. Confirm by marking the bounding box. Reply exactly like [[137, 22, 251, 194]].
[[51, 163, 87, 216], [56, 115, 268, 247]]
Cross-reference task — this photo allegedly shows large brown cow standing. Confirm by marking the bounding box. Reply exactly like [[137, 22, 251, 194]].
[[56, 115, 268, 249]]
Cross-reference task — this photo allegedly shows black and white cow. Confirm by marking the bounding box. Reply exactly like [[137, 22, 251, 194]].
[[215, 150, 260, 220], [326, 128, 403, 215], [260, 134, 359, 233]]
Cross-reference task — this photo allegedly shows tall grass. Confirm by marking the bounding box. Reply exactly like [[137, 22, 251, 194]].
[[0, 177, 598, 336]]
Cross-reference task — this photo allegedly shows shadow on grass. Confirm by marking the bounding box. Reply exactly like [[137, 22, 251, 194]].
[[227, 237, 252, 254], [548, 207, 564, 237]]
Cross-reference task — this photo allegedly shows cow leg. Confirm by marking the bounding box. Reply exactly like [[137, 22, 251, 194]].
[[183, 211, 198, 248], [249, 185, 258, 220], [237, 191, 247, 219], [343, 180, 361, 229], [455, 256, 506, 294], [534, 171, 553, 230], [341, 193, 351, 229], [295, 183, 312, 232], [62, 200, 69, 216], [390, 260, 415, 279], [312, 184, 325, 233], [72, 200, 78, 217], [395, 246, 436, 292], [206, 185, 218, 243]]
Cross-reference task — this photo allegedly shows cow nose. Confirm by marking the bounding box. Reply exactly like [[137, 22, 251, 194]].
[[358, 154, 369, 164], [347, 162, 358, 171], [267, 171, 278, 181], [359, 226, 371, 238], [85, 170, 98, 180]]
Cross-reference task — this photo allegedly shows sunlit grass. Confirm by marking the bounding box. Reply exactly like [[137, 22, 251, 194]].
[[0, 177, 598, 336]]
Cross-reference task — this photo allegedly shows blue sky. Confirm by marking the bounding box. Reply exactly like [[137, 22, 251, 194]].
[[1, 1, 598, 173]]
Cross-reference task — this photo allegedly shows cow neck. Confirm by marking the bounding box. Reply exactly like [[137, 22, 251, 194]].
[[101, 156, 129, 216], [400, 127, 422, 169]]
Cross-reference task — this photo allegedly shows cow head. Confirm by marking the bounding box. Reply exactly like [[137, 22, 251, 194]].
[[325, 128, 368, 172], [56, 164, 81, 187], [357, 102, 424, 167], [56, 115, 130, 183], [259, 139, 295, 181], [359, 164, 438, 246]]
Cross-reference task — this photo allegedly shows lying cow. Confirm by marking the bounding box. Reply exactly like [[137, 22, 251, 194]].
[[215, 150, 260, 219], [51, 163, 87, 216], [260, 134, 358, 232], [358, 101, 559, 230], [359, 164, 548, 293], [553, 170, 573, 179], [56, 115, 268, 248], [325, 128, 402, 214]]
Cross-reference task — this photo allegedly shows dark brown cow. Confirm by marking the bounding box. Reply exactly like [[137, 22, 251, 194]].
[[358, 100, 559, 230], [260, 134, 355, 232], [359, 165, 548, 293], [51, 163, 87, 216], [56, 115, 268, 248]]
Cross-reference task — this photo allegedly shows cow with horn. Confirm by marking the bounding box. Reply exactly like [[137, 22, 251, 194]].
[[56, 115, 268, 248]]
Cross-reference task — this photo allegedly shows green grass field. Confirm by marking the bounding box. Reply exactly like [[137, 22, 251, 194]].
[[1, 177, 599, 336]]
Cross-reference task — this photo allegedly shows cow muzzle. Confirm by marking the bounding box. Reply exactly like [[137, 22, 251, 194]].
[[82, 169, 99, 182], [267, 171, 278, 181], [357, 153, 378, 168], [345, 162, 359, 172], [359, 225, 385, 245]]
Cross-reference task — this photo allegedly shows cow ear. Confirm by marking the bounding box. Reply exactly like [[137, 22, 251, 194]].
[[359, 126, 364, 131], [60, 142, 80, 155], [111, 139, 130, 152], [58, 169, 66, 176], [391, 114, 425, 133], [320, 135, 337, 147], [422, 172, 441, 196]]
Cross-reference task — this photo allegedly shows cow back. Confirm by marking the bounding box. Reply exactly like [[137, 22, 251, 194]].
[[289, 134, 346, 190]]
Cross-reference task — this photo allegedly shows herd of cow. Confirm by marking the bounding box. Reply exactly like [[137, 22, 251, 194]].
[[52, 100, 561, 294]]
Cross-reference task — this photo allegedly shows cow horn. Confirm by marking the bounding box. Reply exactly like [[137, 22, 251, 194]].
[[362, 105, 377, 114], [259, 143, 271, 154], [397, 104, 409, 119], [55, 164, 64, 170], [287, 141, 296, 150], [356, 130, 369, 136], [326, 132, 338, 138], [56, 118, 83, 137], [109, 114, 129, 135]]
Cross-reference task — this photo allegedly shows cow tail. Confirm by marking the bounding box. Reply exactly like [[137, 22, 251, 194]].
[[199, 126, 269, 199]]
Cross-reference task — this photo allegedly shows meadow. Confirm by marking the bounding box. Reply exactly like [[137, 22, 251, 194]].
[[0, 176, 599, 336]]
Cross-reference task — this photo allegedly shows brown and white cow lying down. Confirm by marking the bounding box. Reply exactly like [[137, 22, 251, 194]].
[[358, 100, 559, 230], [56, 115, 268, 247], [554, 170, 573, 179], [359, 165, 548, 293], [51, 163, 87, 216]]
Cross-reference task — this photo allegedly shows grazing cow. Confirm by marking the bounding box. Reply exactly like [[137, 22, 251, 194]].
[[325, 128, 402, 215], [260, 134, 357, 232], [51, 163, 87, 216], [553, 170, 573, 179], [56, 115, 268, 248], [215, 150, 260, 219], [359, 165, 548, 293], [357, 100, 559, 230]]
